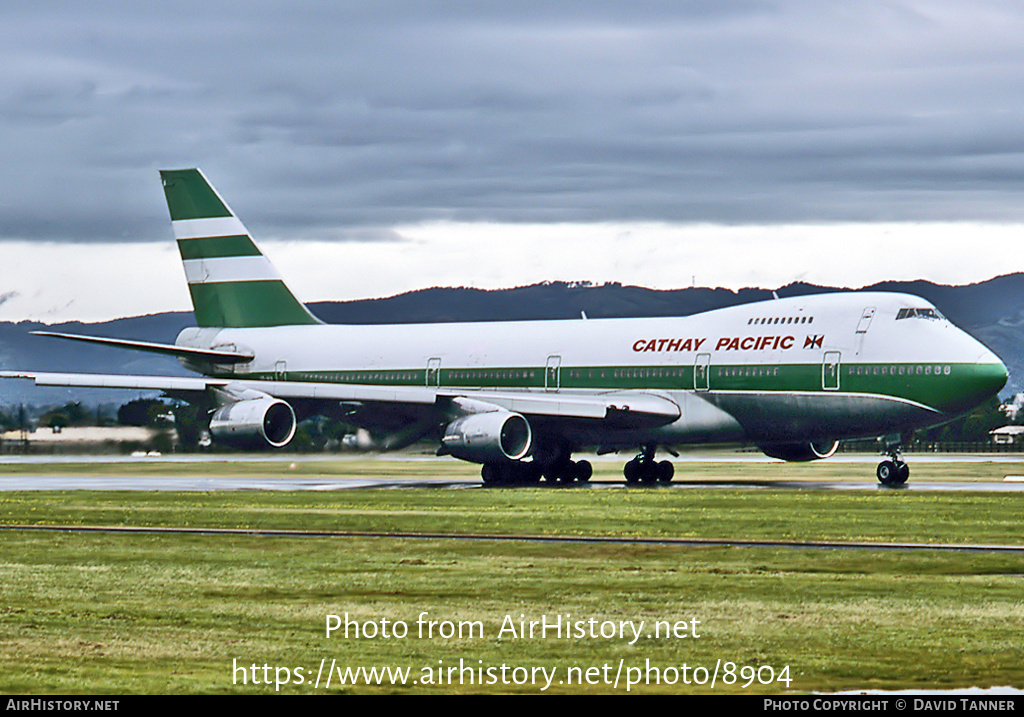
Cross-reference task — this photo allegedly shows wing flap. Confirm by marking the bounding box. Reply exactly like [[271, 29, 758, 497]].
[[437, 388, 681, 427], [238, 380, 438, 405]]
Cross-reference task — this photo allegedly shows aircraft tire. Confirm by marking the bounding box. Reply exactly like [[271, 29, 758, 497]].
[[575, 460, 592, 482], [656, 460, 674, 483], [520, 464, 543, 485], [896, 461, 910, 485], [876, 460, 899, 486], [481, 463, 500, 486], [623, 459, 641, 484], [543, 459, 570, 483], [483, 462, 544, 487]]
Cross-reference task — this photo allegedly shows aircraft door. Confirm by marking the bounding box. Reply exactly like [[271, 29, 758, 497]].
[[426, 358, 441, 387], [855, 307, 876, 333], [694, 353, 710, 391], [274, 360, 287, 381], [823, 351, 841, 391], [855, 307, 875, 355], [545, 355, 561, 392]]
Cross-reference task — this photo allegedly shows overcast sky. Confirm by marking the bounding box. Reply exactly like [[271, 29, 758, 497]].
[[3, 1, 1024, 322]]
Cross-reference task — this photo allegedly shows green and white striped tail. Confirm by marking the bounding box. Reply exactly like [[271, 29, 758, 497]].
[[160, 168, 321, 328]]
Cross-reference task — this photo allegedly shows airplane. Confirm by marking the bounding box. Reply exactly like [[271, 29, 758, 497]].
[[0, 169, 1009, 486]]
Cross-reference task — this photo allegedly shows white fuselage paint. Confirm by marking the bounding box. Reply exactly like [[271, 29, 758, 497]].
[[180, 292, 997, 379]]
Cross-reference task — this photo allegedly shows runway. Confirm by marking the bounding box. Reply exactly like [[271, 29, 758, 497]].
[[3, 474, 1024, 491], [0, 474, 478, 491], [3, 452, 1024, 491], [3, 452, 1024, 464]]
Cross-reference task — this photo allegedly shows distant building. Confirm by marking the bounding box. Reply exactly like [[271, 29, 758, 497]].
[[990, 425, 1024, 445], [0, 426, 168, 453]]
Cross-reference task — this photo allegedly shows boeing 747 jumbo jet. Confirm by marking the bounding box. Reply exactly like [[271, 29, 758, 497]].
[[1, 170, 1009, 485]]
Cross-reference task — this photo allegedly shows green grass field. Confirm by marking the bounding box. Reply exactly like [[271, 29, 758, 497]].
[[1, 457, 1023, 694]]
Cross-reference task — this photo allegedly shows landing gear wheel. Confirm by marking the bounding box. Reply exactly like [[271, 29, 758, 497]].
[[557, 467, 576, 485], [574, 460, 593, 483], [896, 461, 910, 485], [623, 459, 642, 484], [542, 462, 568, 484], [624, 447, 675, 486], [481, 463, 541, 486], [640, 465, 659, 484], [481, 463, 499, 485], [520, 464, 542, 485], [876, 460, 906, 486], [656, 460, 674, 483], [540, 457, 592, 486], [878, 433, 911, 486]]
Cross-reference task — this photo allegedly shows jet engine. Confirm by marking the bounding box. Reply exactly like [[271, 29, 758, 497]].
[[758, 439, 839, 462], [209, 397, 297, 448], [440, 410, 532, 464]]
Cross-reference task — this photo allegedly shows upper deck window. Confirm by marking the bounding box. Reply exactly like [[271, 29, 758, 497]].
[[896, 307, 944, 321]]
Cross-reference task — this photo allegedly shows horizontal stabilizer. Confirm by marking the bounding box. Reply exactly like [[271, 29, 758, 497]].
[[30, 331, 254, 364]]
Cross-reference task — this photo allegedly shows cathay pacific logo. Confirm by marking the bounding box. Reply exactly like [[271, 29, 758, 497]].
[[804, 335, 824, 349]]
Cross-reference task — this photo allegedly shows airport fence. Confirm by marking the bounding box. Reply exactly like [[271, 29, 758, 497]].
[[836, 440, 1023, 454]]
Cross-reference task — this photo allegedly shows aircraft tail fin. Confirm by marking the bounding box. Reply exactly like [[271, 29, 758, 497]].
[[159, 168, 321, 328]]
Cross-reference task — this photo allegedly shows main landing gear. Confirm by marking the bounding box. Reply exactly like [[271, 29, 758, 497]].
[[480, 458, 592, 487], [480, 442, 677, 487], [623, 445, 675, 485], [876, 441, 910, 486]]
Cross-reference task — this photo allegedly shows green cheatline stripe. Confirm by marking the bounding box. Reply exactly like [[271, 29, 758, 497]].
[[219, 361, 1001, 413], [189, 280, 320, 328], [160, 169, 232, 221], [176, 235, 262, 260]]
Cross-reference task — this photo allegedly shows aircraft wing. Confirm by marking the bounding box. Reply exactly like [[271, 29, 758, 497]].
[[0, 371, 221, 393], [1, 371, 680, 428], [241, 380, 680, 426]]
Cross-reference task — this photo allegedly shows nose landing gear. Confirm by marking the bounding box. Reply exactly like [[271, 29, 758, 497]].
[[876, 438, 910, 486]]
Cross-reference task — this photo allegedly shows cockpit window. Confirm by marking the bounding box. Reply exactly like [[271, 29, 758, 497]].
[[896, 307, 944, 321]]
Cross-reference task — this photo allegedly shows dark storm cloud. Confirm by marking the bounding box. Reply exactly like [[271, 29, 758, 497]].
[[2, 0, 1024, 241]]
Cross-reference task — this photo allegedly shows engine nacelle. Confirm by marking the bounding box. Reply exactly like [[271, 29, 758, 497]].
[[441, 410, 532, 464], [209, 397, 297, 448], [759, 439, 839, 462]]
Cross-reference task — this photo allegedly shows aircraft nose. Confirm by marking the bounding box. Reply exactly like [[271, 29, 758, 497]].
[[983, 355, 1009, 397], [954, 353, 1007, 414]]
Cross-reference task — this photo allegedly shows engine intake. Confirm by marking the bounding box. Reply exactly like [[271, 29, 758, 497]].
[[441, 410, 532, 464], [759, 439, 839, 462], [209, 397, 297, 448]]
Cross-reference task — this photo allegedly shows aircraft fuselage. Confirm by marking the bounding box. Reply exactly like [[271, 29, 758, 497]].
[[177, 290, 1007, 451]]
